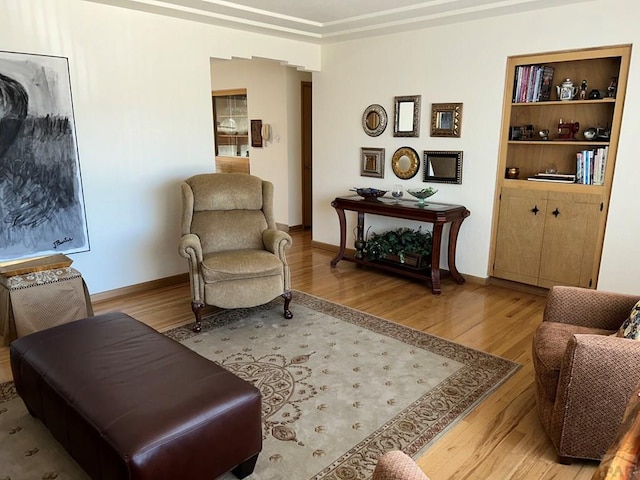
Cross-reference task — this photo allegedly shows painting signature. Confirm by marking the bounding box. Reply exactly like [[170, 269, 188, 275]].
[[53, 237, 73, 249]]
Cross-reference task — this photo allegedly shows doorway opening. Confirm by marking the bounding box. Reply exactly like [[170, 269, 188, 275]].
[[212, 89, 250, 174]]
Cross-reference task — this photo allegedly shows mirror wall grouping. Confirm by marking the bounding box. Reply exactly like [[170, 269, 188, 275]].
[[359, 98, 463, 183]]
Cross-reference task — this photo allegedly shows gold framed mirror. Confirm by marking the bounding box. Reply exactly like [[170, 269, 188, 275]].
[[430, 103, 462, 137], [362, 104, 388, 137], [392, 146, 420, 179], [393, 95, 421, 137]]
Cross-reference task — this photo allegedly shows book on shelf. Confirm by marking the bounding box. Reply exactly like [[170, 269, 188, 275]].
[[538, 66, 555, 101], [527, 173, 576, 183], [576, 146, 608, 185], [513, 65, 555, 103]]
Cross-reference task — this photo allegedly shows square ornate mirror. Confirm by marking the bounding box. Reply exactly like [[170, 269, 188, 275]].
[[393, 95, 421, 137], [430, 103, 462, 137], [360, 147, 385, 178]]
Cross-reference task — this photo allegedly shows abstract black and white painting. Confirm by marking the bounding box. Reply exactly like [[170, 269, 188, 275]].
[[0, 51, 89, 261]]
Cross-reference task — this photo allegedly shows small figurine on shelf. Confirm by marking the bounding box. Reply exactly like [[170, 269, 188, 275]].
[[579, 79, 588, 100], [589, 89, 601, 99], [557, 119, 580, 140], [539, 129, 549, 141], [608, 76, 618, 98]]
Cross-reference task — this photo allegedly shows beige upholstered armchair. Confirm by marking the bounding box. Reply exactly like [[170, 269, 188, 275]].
[[532, 286, 640, 463], [179, 173, 292, 332]]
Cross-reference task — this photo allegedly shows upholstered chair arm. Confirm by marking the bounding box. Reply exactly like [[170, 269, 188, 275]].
[[543, 286, 639, 330], [178, 234, 203, 265], [262, 229, 292, 260], [553, 334, 640, 459], [178, 234, 204, 303]]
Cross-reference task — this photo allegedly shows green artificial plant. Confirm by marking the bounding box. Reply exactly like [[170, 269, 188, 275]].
[[364, 227, 432, 263]]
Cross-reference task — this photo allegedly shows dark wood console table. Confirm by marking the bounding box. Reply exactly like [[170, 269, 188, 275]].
[[330, 195, 471, 294]]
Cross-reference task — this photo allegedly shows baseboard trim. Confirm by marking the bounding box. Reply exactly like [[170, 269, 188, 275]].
[[489, 277, 549, 296], [464, 274, 489, 286], [277, 223, 305, 232], [91, 229, 302, 303], [89, 250, 493, 305], [310, 240, 355, 256], [91, 273, 189, 304]]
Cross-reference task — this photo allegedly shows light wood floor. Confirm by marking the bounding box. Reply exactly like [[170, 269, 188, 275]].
[[0, 230, 598, 480]]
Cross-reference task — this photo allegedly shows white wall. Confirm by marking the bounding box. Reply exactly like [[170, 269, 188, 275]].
[[4, 0, 640, 297], [0, 0, 320, 293], [210, 58, 311, 226], [312, 0, 640, 295]]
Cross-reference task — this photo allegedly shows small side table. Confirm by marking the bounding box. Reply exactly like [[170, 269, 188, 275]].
[[0, 267, 93, 345]]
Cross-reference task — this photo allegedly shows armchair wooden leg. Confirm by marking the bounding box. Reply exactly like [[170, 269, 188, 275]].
[[282, 291, 293, 319], [191, 300, 205, 333]]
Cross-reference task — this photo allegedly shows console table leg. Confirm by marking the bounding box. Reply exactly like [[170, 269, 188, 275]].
[[330, 204, 347, 266], [448, 211, 470, 284], [430, 223, 444, 294], [354, 212, 365, 259]]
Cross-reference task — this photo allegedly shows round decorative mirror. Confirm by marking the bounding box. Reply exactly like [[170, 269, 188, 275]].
[[362, 104, 388, 137], [391, 147, 419, 179]]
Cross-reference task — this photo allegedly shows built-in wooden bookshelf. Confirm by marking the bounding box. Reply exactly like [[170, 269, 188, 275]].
[[489, 44, 631, 289]]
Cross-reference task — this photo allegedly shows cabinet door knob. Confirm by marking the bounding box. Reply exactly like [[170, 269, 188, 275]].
[[531, 205, 539, 215], [552, 208, 560, 217]]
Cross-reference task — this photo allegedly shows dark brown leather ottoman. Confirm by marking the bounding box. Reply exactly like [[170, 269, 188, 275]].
[[10, 312, 262, 480]]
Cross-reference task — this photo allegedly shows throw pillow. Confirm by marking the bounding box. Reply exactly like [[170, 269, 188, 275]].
[[617, 300, 640, 339]]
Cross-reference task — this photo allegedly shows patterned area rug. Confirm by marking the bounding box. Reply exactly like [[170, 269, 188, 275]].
[[0, 291, 519, 480]]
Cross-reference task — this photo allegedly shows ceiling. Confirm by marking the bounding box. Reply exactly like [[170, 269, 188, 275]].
[[83, 0, 591, 43]]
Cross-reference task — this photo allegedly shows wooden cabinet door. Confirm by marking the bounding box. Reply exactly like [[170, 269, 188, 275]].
[[538, 191, 602, 289], [493, 188, 548, 285]]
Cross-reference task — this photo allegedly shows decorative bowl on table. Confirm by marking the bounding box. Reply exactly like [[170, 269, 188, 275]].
[[350, 188, 388, 200], [406, 187, 438, 205]]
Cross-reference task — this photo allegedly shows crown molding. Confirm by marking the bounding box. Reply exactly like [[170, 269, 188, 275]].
[[82, 0, 594, 44]]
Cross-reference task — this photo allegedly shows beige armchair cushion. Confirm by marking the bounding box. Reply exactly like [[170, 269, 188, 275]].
[[192, 210, 268, 252], [189, 173, 264, 211], [201, 250, 284, 283]]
